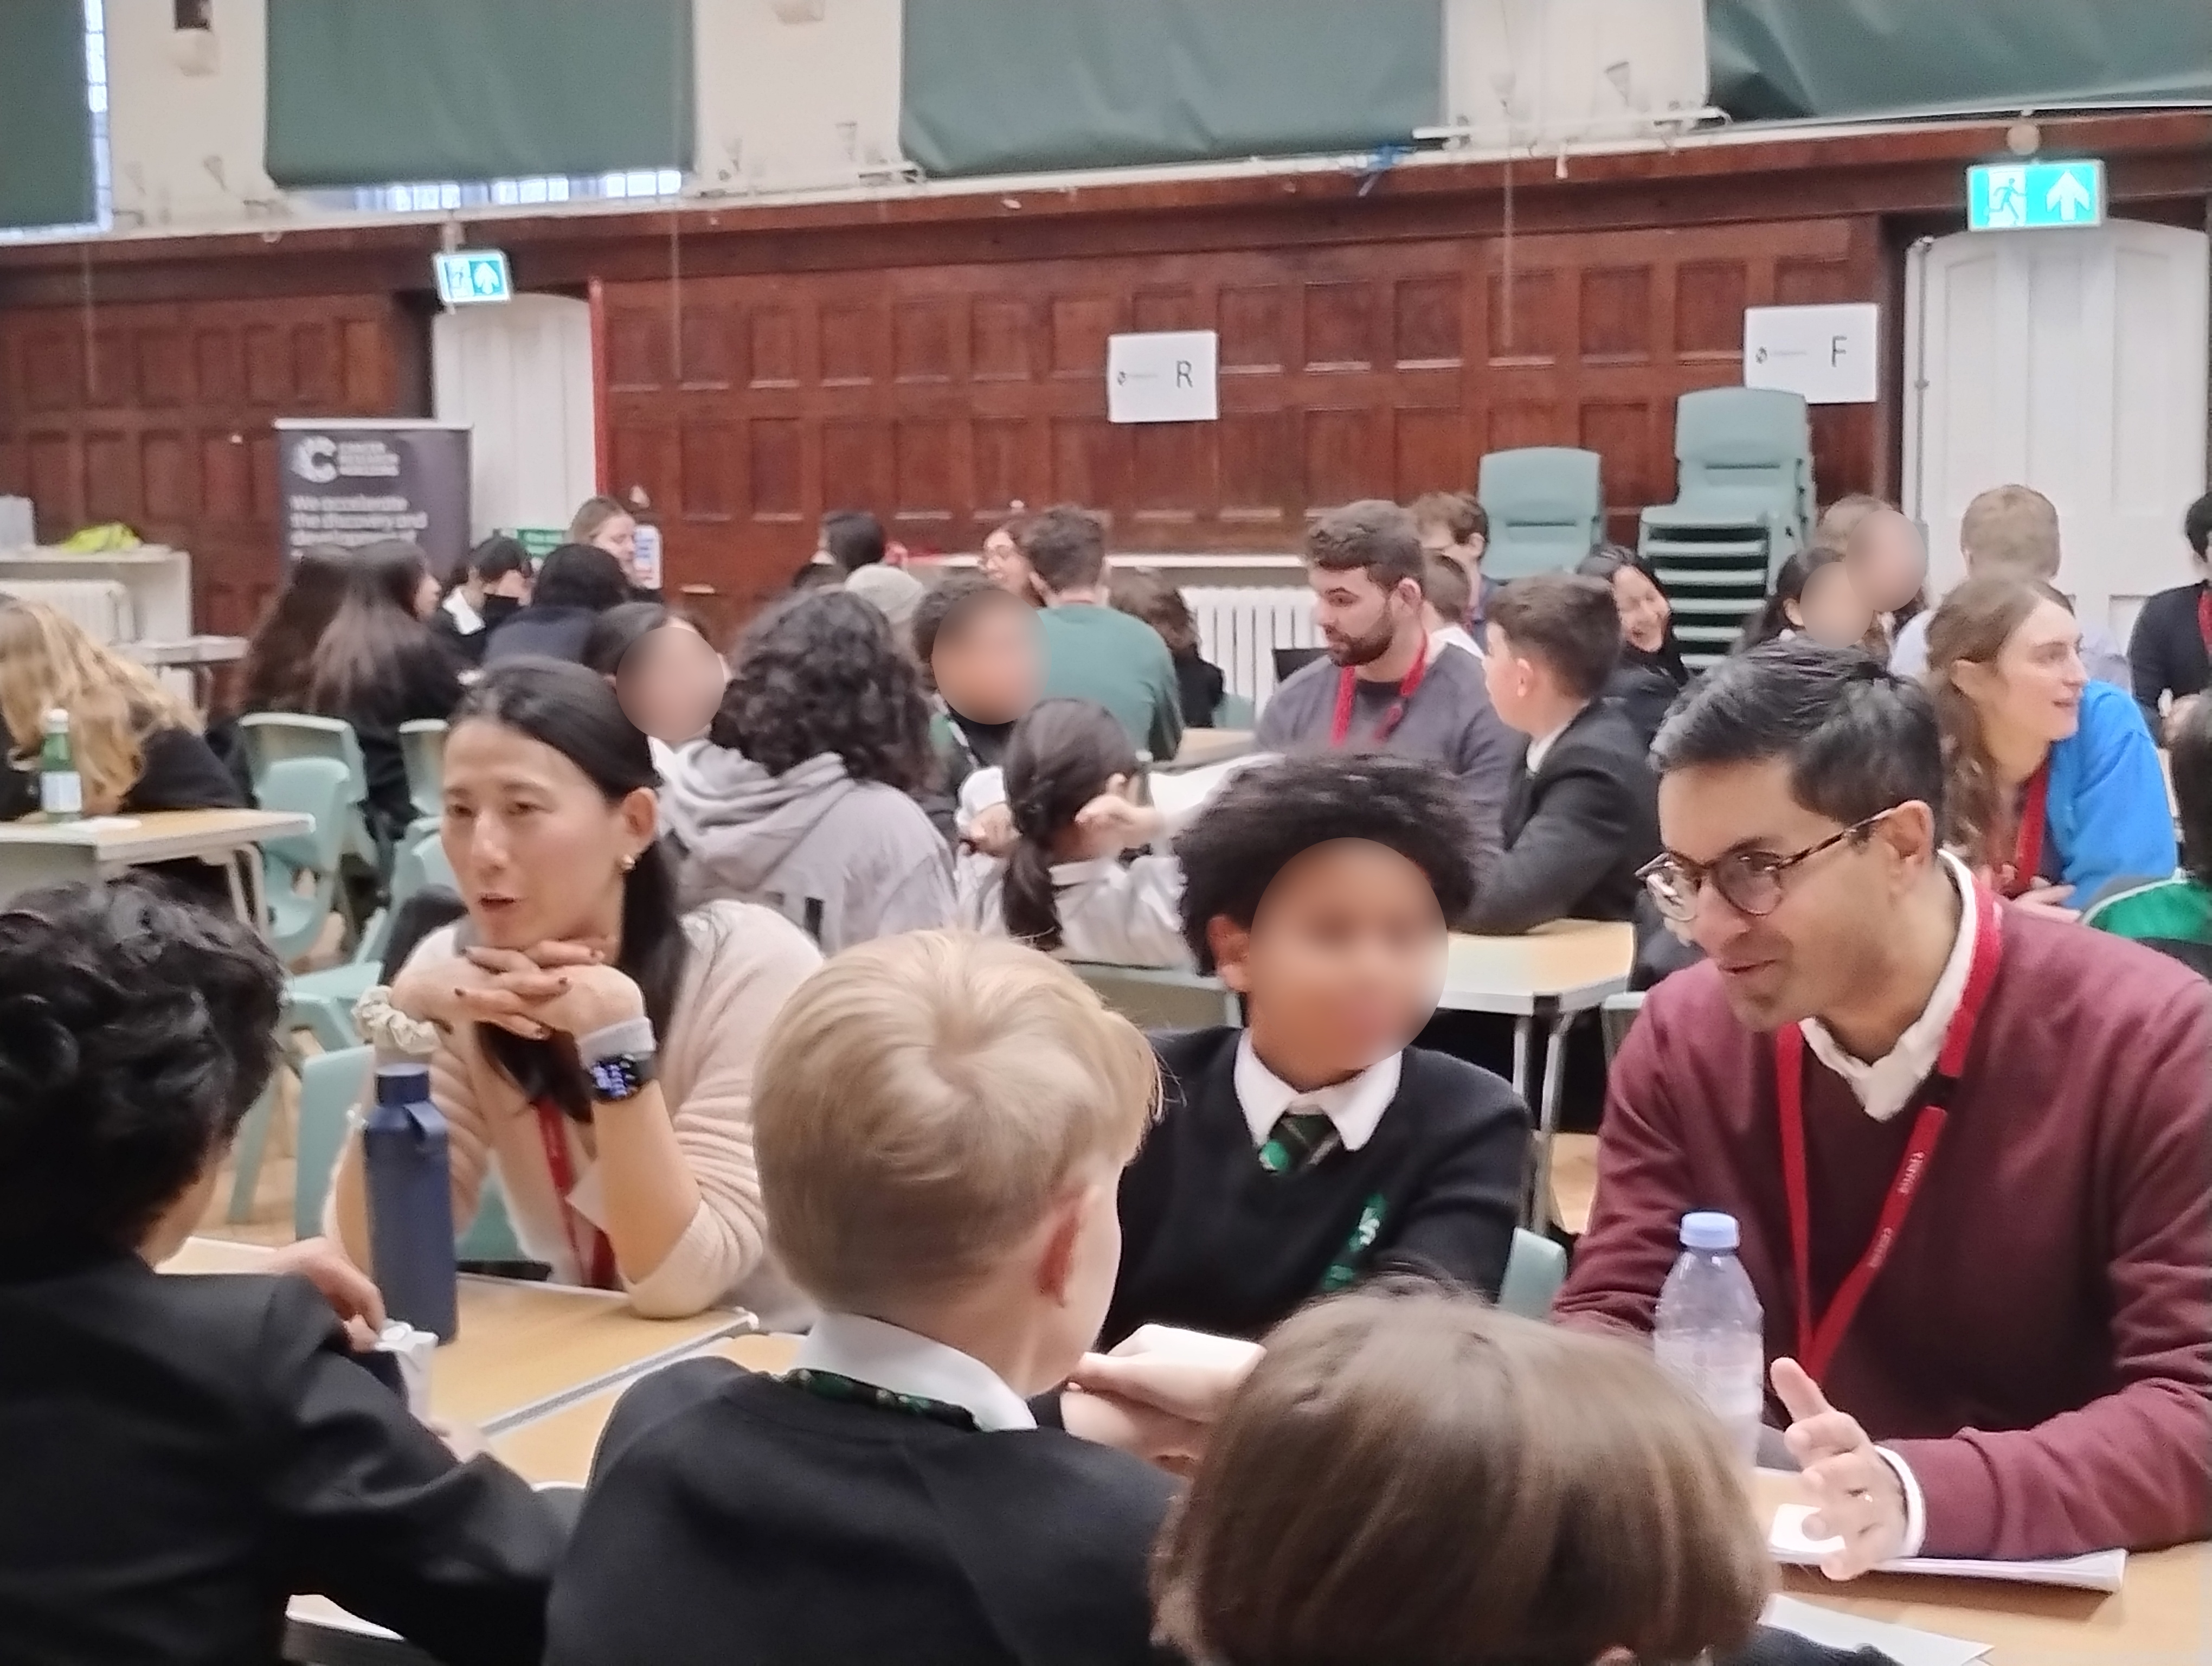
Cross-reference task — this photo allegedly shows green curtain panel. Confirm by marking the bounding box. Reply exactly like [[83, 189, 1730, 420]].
[[1711, 0, 2212, 122], [266, 0, 694, 188], [901, 0, 1443, 177], [0, 0, 95, 229]]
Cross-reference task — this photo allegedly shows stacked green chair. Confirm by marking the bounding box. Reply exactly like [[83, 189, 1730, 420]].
[[255, 757, 352, 965], [1639, 388, 1814, 668], [1477, 447, 1606, 581]]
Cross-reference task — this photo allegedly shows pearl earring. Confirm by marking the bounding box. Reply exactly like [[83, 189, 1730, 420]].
[[620, 854, 638, 873]]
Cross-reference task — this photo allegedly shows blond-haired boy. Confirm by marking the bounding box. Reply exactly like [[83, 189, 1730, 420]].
[[546, 932, 1178, 1666]]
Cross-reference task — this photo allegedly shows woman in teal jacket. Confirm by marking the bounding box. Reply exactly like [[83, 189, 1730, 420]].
[[1926, 574, 2175, 910]]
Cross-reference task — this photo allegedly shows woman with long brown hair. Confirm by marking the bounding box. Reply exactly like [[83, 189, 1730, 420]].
[[236, 544, 351, 715], [303, 541, 464, 849], [0, 599, 239, 823], [1925, 572, 2172, 913]]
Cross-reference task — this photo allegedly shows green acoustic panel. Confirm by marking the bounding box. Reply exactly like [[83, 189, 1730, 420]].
[[1711, 0, 2212, 122], [901, 0, 1443, 178], [266, 0, 693, 189], [0, 0, 95, 229]]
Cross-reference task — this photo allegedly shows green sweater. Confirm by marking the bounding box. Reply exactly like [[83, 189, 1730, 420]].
[[1035, 604, 1183, 760], [2084, 873, 2212, 977]]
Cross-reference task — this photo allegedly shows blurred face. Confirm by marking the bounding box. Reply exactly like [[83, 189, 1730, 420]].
[[413, 569, 442, 620], [982, 529, 1040, 603], [1611, 565, 1669, 653], [1210, 840, 1447, 1080], [1847, 514, 1927, 614], [590, 513, 639, 580], [1786, 562, 1875, 649], [614, 620, 726, 745], [440, 718, 654, 950], [1654, 759, 1930, 1033], [1953, 599, 2087, 750], [933, 603, 1041, 723], [1308, 565, 1418, 668], [1482, 624, 1544, 735]]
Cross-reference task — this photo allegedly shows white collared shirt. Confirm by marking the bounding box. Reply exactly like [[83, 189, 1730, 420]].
[[1232, 1032, 1402, 1154], [955, 850, 1189, 969], [1797, 851, 1978, 1123], [791, 1312, 1037, 1433], [1429, 623, 1483, 661], [1523, 707, 1586, 776]]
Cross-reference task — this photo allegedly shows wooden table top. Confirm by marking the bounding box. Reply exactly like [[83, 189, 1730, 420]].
[[1756, 1473, 2210, 1665], [491, 1332, 802, 1484], [0, 808, 311, 864], [1163, 728, 1255, 770], [160, 1238, 749, 1430], [1437, 918, 1636, 1015]]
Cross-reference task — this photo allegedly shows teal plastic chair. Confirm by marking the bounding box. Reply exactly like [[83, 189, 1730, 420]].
[[1211, 691, 1256, 729], [1499, 1227, 1568, 1319], [284, 831, 459, 1052], [457, 1176, 524, 1265], [239, 713, 382, 874], [255, 756, 352, 964], [399, 719, 447, 825], [1640, 387, 1812, 574], [292, 1045, 372, 1238], [1477, 447, 1605, 580], [1599, 990, 1645, 1068]]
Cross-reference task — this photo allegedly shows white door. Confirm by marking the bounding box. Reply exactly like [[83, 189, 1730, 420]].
[[432, 295, 597, 541], [1904, 220, 2209, 641]]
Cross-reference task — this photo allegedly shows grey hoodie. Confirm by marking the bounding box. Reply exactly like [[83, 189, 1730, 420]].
[[661, 746, 954, 955]]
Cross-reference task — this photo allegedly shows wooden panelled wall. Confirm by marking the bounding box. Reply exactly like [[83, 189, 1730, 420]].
[[602, 217, 1881, 610], [0, 296, 419, 634]]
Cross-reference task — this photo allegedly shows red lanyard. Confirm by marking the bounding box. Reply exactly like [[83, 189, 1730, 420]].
[[1774, 882, 2004, 1383], [1998, 763, 2050, 898], [1329, 636, 1430, 747], [534, 1100, 616, 1289], [2197, 588, 2211, 657]]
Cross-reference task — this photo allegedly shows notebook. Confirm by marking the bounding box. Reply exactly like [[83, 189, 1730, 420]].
[[1771, 1504, 2127, 1592], [1763, 1595, 1989, 1666]]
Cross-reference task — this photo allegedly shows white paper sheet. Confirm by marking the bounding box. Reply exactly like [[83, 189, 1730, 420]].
[[1771, 1504, 2127, 1592], [1763, 1595, 1989, 1666]]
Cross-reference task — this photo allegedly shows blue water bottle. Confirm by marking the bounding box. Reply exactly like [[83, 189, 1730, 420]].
[[362, 1063, 459, 1342]]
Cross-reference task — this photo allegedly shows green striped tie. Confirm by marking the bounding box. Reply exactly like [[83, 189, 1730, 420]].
[[1259, 1107, 1337, 1176]]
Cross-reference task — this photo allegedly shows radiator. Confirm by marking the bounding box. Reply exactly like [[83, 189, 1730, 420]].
[[0, 578, 136, 644], [1186, 586, 1320, 711]]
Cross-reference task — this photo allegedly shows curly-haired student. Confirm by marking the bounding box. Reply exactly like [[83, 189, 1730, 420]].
[[1101, 753, 1530, 1344], [0, 880, 562, 1666], [663, 589, 954, 952]]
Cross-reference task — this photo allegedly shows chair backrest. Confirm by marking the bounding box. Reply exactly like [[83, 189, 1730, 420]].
[[1068, 962, 1239, 1030], [398, 719, 448, 823], [293, 1045, 372, 1239], [1499, 1227, 1568, 1318], [255, 756, 352, 875], [1599, 990, 1645, 1068], [1671, 389, 1812, 529], [238, 713, 369, 805], [1477, 447, 1605, 580]]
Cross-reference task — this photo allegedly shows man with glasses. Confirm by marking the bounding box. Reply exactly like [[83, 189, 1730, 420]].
[[1556, 642, 2210, 1572]]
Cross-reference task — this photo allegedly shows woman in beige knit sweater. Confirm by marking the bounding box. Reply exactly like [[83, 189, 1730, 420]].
[[328, 660, 821, 1324]]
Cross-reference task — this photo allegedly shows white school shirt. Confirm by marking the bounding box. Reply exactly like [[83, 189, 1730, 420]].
[[1232, 1033, 1403, 1153], [956, 850, 1191, 969], [1784, 849, 1979, 1558], [1429, 623, 1483, 662], [792, 1313, 1036, 1432]]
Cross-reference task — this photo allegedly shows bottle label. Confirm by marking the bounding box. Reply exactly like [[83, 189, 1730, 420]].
[[41, 772, 82, 815]]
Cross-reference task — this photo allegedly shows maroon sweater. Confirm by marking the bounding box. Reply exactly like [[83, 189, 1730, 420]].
[[1557, 906, 2212, 1560]]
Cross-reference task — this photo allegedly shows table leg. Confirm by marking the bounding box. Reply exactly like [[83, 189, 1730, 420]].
[[1527, 1009, 1572, 1235]]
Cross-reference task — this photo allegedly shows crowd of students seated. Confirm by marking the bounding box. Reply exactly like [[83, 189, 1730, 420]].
[[1, 475, 2208, 1665]]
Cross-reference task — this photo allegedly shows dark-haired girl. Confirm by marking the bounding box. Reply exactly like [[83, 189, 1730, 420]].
[[303, 539, 466, 850], [326, 658, 821, 1324], [663, 590, 953, 954], [955, 698, 1189, 967], [1577, 543, 1689, 745], [1733, 544, 1873, 655]]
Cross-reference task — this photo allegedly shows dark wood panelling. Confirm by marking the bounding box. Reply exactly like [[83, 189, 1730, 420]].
[[600, 219, 1881, 603], [0, 296, 418, 634]]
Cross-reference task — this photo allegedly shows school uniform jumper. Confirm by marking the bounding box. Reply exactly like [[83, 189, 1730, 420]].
[[1103, 1027, 1529, 1345]]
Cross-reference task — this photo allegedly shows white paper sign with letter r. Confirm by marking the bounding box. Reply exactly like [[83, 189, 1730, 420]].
[[1743, 303, 1880, 405], [1108, 330, 1219, 424]]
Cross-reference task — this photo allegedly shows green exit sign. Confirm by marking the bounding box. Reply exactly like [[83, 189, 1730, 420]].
[[1966, 161, 2104, 230]]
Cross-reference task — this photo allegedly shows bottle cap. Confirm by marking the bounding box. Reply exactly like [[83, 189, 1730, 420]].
[[44, 708, 68, 728], [375, 1062, 433, 1106], [1679, 1210, 1740, 1251]]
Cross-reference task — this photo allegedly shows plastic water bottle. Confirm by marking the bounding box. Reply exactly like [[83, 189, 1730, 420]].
[[1654, 1210, 1766, 1463], [38, 709, 80, 820], [362, 1064, 459, 1342]]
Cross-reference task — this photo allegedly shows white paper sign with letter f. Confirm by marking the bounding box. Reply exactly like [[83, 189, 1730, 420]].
[[1108, 330, 1219, 424]]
